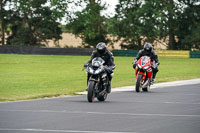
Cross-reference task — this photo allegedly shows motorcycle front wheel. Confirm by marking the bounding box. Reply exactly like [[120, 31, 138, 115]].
[[87, 81, 95, 102], [135, 74, 143, 92]]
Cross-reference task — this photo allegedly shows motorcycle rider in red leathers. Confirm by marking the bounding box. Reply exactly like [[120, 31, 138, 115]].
[[133, 43, 160, 82]]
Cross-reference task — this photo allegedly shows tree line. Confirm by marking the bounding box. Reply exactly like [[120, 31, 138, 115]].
[[0, 0, 200, 50]]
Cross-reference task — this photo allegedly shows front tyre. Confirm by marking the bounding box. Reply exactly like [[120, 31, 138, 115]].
[[97, 92, 107, 101], [87, 81, 95, 102], [135, 74, 143, 92]]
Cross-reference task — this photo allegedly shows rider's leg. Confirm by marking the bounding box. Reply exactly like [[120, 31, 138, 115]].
[[107, 72, 114, 93], [152, 67, 158, 82]]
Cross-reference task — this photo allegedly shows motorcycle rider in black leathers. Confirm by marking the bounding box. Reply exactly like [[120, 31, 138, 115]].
[[133, 43, 160, 82], [84, 42, 115, 93]]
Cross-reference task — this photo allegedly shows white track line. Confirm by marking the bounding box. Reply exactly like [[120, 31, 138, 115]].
[[121, 101, 200, 105], [112, 78, 200, 92], [0, 128, 137, 133], [77, 78, 200, 94], [0, 95, 77, 104], [0, 109, 199, 118]]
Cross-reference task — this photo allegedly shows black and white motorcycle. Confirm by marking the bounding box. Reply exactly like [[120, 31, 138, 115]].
[[84, 57, 110, 102]]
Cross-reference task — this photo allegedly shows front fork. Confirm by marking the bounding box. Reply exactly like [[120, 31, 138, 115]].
[[135, 69, 145, 80], [87, 73, 108, 94], [135, 69, 152, 81], [88, 74, 107, 91]]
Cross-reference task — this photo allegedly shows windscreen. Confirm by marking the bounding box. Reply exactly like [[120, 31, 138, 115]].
[[141, 56, 150, 65], [92, 57, 104, 67]]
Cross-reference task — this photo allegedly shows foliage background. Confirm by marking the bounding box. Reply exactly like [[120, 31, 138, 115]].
[[0, 0, 200, 50]]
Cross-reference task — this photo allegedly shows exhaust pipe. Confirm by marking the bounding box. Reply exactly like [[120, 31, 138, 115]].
[[142, 80, 149, 88]]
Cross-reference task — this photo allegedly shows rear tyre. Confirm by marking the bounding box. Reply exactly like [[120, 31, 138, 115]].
[[142, 87, 148, 92], [136, 74, 143, 92], [97, 92, 107, 101], [87, 81, 95, 102]]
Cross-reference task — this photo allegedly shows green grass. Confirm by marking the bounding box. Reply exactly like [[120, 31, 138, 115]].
[[0, 54, 200, 102]]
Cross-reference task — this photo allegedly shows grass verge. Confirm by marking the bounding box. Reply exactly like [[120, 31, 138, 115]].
[[0, 54, 200, 102]]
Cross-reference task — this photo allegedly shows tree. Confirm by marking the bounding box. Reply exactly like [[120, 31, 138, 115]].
[[109, 0, 143, 49], [137, 0, 169, 47], [176, 0, 200, 50], [161, 0, 180, 50], [110, 0, 199, 50], [109, 0, 169, 49], [0, 0, 7, 46], [67, 0, 109, 48], [2, 0, 69, 46]]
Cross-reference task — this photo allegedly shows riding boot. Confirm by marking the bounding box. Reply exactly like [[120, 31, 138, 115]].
[[152, 73, 156, 82]]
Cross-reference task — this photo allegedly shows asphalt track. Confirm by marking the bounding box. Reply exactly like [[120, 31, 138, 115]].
[[0, 79, 200, 133]]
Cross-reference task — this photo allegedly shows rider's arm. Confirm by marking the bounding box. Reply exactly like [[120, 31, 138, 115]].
[[135, 50, 143, 61], [84, 51, 97, 67], [152, 51, 159, 63], [107, 52, 116, 71], [152, 50, 160, 66], [133, 50, 143, 65]]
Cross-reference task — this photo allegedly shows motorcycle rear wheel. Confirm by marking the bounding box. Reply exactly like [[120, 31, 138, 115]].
[[142, 87, 148, 92], [87, 81, 95, 102], [136, 74, 143, 92]]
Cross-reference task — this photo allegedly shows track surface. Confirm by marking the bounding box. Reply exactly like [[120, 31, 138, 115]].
[[0, 83, 200, 133]]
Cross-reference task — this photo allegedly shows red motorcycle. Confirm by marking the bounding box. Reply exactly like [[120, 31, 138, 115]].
[[134, 56, 153, 92]]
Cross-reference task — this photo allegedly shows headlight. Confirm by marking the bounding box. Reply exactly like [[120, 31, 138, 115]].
[[88, 67, 94, 74], [95, 68, 103, 74], [144, 66, 149, 69], [95, 69, 100, 74]]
